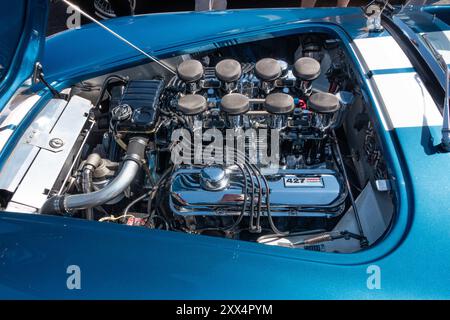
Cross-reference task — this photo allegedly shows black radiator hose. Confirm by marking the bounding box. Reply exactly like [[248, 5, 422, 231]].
[[40, 137, 148, 216], [81, 153, 102, 220]]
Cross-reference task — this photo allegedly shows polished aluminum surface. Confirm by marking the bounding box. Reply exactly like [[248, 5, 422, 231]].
[[200, 165, 229, 191], [170, 167, 345, 217], [0, 98, 67, 193], [5, 96, 92, 212]]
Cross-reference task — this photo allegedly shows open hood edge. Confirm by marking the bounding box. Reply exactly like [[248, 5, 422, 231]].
[[0, 0, 49, 110]]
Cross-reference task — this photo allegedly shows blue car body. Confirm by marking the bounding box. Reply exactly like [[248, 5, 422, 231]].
[[0, 1, 449, 299]]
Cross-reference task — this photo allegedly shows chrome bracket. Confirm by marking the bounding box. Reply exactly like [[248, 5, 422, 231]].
[[26, 130, 65, 153]]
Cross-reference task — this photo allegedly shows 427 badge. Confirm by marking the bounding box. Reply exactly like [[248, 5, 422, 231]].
[[283, 175, 324, 188]]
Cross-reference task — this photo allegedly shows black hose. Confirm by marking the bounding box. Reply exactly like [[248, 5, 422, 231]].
[[247, 163, 263, 233], [148, 167, 174, 223], [171, 136, 285, 235], [242, 163, 255, 230], [331, 130, 368, 248], [194, 163, 250, 233], [81, 168, 94, 220], [80, 153, 102, 220], [122, 192, 150, 218], [224, 164, 249, 231], [255, 166, 288, 236], [41, 137, 148, 215], [95, 75, 129, 110]]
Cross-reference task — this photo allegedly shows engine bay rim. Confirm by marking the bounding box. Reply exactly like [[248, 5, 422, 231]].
[[0, 22, 411, 265]]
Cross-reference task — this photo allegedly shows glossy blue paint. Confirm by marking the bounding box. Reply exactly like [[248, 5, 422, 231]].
[[0, 8, 449, 299], [0, 0, 48, 113], [401, 5, 450, 33], [423, 4, 450, 25], [43, 8, 376, 83], [0, 1, 25, 82]]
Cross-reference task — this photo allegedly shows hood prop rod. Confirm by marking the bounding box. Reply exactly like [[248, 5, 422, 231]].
[[332, 130, 368, 248], [61, 0, 176, 75], [33, 62, 67, 100]]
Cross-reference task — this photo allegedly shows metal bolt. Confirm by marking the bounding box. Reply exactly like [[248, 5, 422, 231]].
[[49, 138, 64, 149]]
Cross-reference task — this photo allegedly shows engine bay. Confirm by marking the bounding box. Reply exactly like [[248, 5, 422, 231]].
[[0, 33, 395, 252]]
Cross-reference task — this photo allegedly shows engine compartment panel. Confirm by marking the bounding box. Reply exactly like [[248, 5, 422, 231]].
[[0, 32, 395, 253]]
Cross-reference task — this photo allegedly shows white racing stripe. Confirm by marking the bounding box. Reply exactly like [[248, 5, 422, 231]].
[[354, 36, 413, 70], [372, 72, 443, 128], [354, 36, 443, 130]]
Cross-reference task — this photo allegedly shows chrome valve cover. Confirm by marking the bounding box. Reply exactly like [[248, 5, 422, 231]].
[[170, 167, 346, 217]]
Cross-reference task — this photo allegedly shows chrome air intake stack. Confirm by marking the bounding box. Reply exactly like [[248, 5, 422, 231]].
[[308, 92, 341, 131], [264, 93, 295, 129], [220, 93, 249, 129], [255, 58, 282, 94], [293, 57, 321, 97], [215, 59, 242, 93], [177, 94, 207, 129], [177, 59, 204, 93]]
